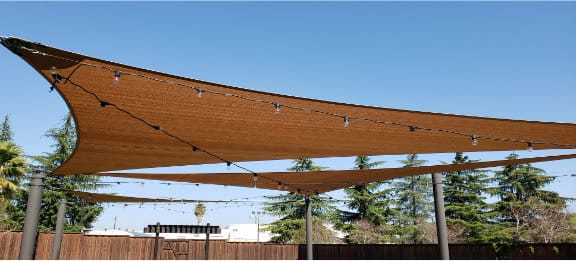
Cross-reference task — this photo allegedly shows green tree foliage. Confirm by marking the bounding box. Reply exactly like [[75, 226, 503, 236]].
[[0, 141, 27, 230], [339, 156, 388, 226], [493, 153, 567, 243], [0, 142, 27, 203], [1, 115, 13, 142], [0, 116, 27, 230], [442, 152, 501, 243], [264, 158, 337, 243], [194, 203, 206, 225], [388, 154, 434, 243], [6, 114, 105, 232]]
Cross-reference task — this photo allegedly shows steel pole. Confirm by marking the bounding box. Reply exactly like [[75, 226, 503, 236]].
[[205, 223, 211, 260], [305, 196, 313, 260], [432, 173, 450, 260], [51, 199, 67, 260], [19, 170, 47, 260], [153, 222, 160, 260]]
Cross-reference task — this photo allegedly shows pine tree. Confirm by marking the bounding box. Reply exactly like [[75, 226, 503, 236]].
[[388, 154, 434, 243], [263, 158, 337, 243], [0, 115, 13, 142], [339, 156, 391, 227], [493, 153, 566, 243], [442, 152, 496, 243], [6, 114, 106, 232]]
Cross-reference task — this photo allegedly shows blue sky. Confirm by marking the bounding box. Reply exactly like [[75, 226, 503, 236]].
[[1, 2, 575, 231]]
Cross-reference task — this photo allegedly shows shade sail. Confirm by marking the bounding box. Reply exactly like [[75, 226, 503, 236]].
[[2, 37, 575, 175], [90, 153, 576, 196], [66, 190, 249, 203]]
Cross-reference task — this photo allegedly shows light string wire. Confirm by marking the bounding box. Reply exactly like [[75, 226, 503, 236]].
[[19, 45, 576, 150], [16, 46, 576, 192], [62, 77, 297, 193]]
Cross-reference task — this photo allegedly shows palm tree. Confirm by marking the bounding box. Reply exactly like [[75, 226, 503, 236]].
[[194, 203, 206, 225], [0, 141, 26, 204]]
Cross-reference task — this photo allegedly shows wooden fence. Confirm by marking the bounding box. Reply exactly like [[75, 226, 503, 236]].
[[1, 231, 575, 259]]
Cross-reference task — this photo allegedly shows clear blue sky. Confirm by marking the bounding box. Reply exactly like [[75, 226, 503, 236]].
[[1, 2, 575, 231]]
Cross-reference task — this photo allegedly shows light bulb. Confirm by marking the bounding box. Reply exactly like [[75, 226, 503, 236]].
[[343, 116, 350, 127], [528, 142, 533, 152], [113, 71, 121, 85], [226, 162, 232, 170], [197, 88, 204, 98], [277, 182, 283, 190], [50, 66, 62, 82], [471, 135, 478, 146], [274, 103, 281, 114]]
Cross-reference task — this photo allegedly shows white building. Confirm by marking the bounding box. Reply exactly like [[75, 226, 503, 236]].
[[85, 224, 273, 242]]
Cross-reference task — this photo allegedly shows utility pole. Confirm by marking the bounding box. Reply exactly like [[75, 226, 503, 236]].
[[251, 211, 263, 242]]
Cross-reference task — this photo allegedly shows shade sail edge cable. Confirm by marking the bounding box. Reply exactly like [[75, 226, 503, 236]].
[[87, 153, 576, 196]]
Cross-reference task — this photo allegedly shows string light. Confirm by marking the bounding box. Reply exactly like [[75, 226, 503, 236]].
[[409, 126, 416, 132], [471, 134, 478, 146], [226, 161, 232, 170], [50, 66, 62, 83], [15, 45, 576, 196], [528, 142, 533, 152], [113, 71, 121, 85], [277, 182, 282, 190], [20, 47, 572, 151], [274, 103, 281, 114]]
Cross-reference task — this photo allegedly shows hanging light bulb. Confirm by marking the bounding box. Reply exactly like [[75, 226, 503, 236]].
[[471, 135, 478, 146], [113, 71, 121, 85], [226, 161, 232, 170], [343, 116, 350, 127], [527, 142, 533, 152], [50, 66, 62, 83], [197, 88, 204, 98], [409, 126, 416, 132], [253, 174, 258, 188], [277, 182, 283, 190], [274, 103, 281, 114]]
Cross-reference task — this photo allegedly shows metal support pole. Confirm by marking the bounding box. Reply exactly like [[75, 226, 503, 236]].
[[153, 222, 160, 260], [305, 196, 313, 260], [205, 223, 211, 260], [19, 170, 47, 260], [51, 199, 67, 260], [432, 173, 450, 260]]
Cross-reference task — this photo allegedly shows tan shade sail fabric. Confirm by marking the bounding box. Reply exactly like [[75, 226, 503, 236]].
[[66, 190, 248, 203], [91, 153, 576, 196], [2, 37, 575, 175]]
